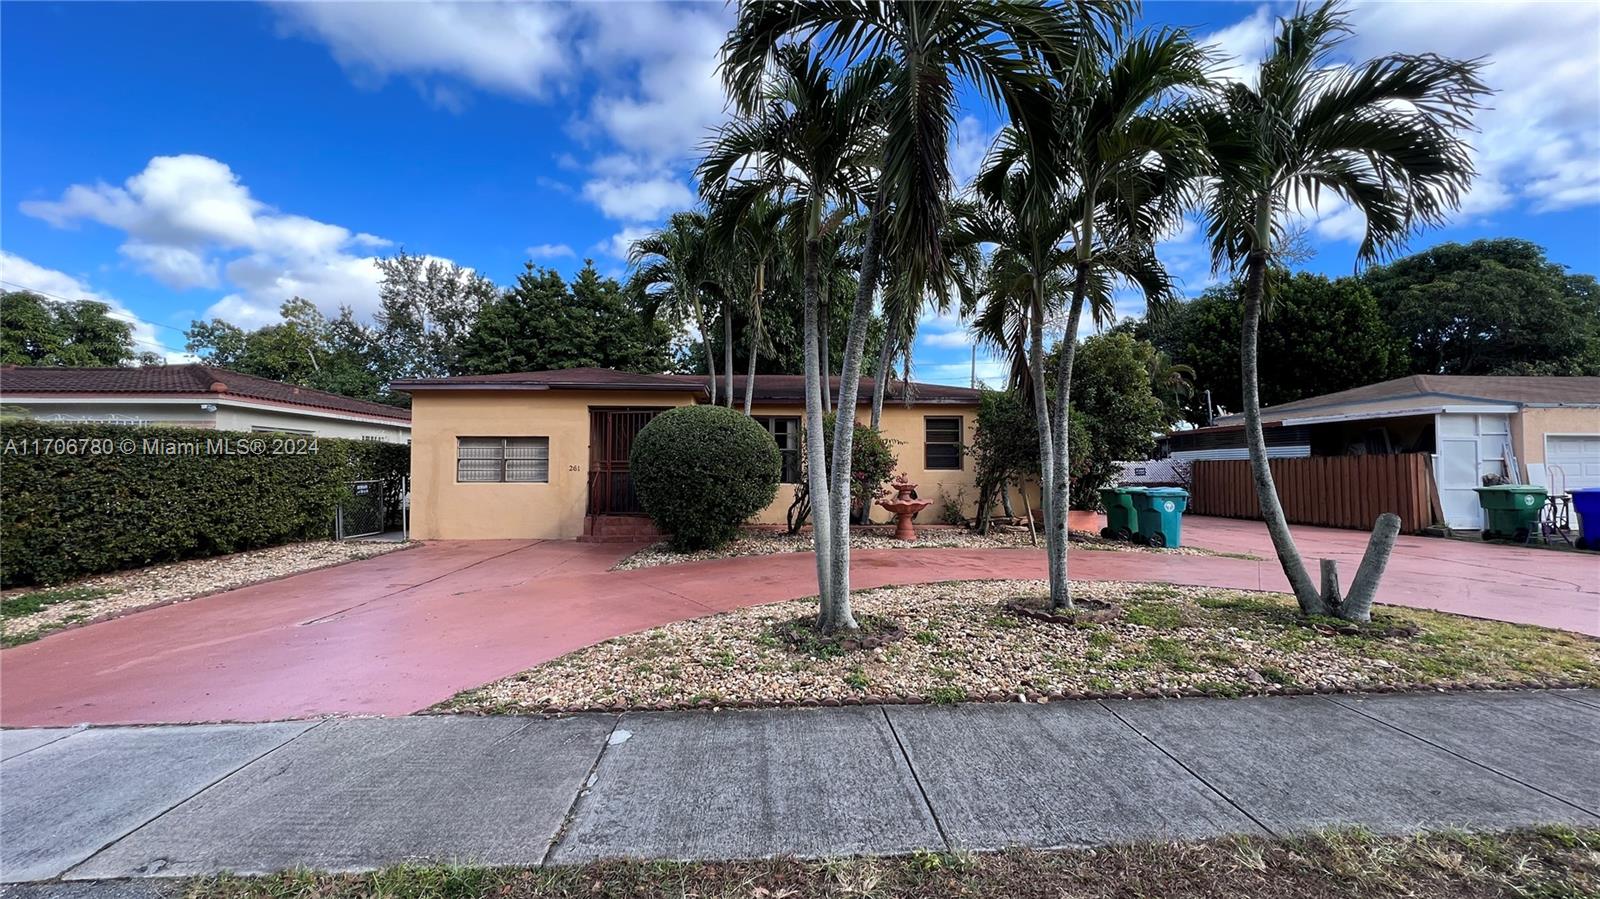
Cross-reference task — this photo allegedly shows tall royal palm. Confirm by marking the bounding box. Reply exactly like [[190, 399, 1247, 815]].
[[723, 0, 1127, 628], [705, 190, 791, 414], [700, 43, 886, 630], [1198, 2, 1487, 620], [629, 211, 718, 402], [971, 26, 1210, 610]]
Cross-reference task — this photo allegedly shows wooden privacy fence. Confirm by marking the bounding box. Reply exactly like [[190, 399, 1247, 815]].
[[1189, 453, 1436, 534]]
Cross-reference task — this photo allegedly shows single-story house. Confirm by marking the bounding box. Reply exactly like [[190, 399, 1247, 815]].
[[391, 367, 983, 540], [1163, 375, 1599, 530], [0, 364, 411, 442]]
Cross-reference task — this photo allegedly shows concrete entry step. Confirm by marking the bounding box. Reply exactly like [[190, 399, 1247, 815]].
[[580, 514, 663, 543]]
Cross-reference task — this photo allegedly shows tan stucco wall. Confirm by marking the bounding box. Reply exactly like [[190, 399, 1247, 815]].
[[408, 389, 694, 540], [1515, 406, 1600, 471], [741, 403, 983, 527], [409, 390, 983, 539]]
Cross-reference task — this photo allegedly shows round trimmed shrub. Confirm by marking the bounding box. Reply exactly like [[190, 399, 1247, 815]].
[[630, 405, 780, 551]]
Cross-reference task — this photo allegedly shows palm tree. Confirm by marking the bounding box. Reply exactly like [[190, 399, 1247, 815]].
[[706, 190, 791, 414], [722, 0, 1124, 629], [1197, 1, 1488, 621], [969, 26, 1209, 610], [629, 211, 718, 401], [701, 43, 888, 631]]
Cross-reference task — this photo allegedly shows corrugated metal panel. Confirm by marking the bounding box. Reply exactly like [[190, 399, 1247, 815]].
[[1171, 445, 1309, 462]]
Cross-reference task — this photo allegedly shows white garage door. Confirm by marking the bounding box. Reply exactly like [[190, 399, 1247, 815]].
[[1547, 434, 1600, 491]]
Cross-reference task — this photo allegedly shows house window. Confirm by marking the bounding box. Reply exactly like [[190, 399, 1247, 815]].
[[756, 416, 802, 483], [925, 416, 964, 470], [457, 437, 549, 483]]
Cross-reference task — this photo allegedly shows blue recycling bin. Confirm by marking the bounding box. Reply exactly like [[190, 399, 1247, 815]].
[[1571, 487, 1600, 550], [1129, 487, 1189, 548]]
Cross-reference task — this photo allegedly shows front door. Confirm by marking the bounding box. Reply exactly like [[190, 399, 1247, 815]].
[[588, 408, 667, 515]]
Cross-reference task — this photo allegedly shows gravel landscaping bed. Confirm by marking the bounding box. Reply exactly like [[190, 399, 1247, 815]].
[[439, 579, 1600, 714], [613, 527, 1231, 570], [1, 540, 413, 647]]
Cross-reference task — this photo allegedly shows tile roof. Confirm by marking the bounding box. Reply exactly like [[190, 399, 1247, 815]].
[[393, 368, 983, 405], [0, 364, 411, 422], [1210, 374, 1600, 427]]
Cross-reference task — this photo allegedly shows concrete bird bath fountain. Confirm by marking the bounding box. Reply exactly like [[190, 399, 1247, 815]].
[[877, 473, 932, 541]]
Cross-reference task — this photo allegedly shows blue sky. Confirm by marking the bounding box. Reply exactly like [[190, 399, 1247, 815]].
[[3, 1, 1597, 385]]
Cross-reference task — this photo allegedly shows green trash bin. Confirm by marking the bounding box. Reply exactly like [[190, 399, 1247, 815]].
[[1098, 486, 1144, 540], [1130, 487, 1189, 548], [1474, 485, 1547, 542]]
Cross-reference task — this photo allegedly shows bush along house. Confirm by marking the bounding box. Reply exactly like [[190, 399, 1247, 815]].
[[391, 368, 983, 542]]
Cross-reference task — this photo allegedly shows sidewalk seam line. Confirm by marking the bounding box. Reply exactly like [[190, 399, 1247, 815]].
[[1548, 690, 1600, 711], [539, 714, 623, 866], [1096, 700, 1277, 838], [0, 726, 84, 763], [1325, 694, 1600, 819], [60, 719, 329, 880], [880, 706, 952, 852]]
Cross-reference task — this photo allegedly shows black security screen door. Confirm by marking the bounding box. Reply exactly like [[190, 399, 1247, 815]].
[[587, 408, 667, 515]]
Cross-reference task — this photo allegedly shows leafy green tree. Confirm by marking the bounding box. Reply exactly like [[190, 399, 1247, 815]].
[[1149, 272, 1405, 423], [457, 262, 674, 375], [186, 298, 391, 403], [1362, 238, 1600, 376], [1195, 1, 1487, 621], [1, 290, 148, 366], [1053, 332, 1169, 508], [373, 251, 497, 380]]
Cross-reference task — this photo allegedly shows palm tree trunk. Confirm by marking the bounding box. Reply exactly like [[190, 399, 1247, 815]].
[[1241, 248, 1324, 613], [743, 295, 759, 416], [723, 298, 734, 408], [1026, 282, 1061, 607], [694, 293, 716, 405], [823, 199, 884, 631], [802, 236, 837, 628], [1045, 264, 1089, 610], [869, 328, 892, 431], [820, 287, 833, 415]]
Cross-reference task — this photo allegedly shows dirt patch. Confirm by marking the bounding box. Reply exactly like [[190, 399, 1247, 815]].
[[438, 579, 1600, 714], [1, 540, 414, 647]]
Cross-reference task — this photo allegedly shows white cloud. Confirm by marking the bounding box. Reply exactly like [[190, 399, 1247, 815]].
[[921, 329, 975, 350], [596, 225, 655, 260], [526, 242, 576, 259], [0, 251, 188, 360], [20, 154, 421, 328], [950, 115, 1000, 194], [916, 359, 1007, 389], [581, 175, 695, 222], [273, 1, 572, 100]]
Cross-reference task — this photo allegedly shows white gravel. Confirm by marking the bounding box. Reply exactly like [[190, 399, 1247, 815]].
[[1, 540, 412, 645]]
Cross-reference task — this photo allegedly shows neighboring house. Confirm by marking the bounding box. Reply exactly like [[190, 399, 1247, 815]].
[[1164, 375, 1600, 530], [392, 367, 982, 540], [0, 364, 411, 442]]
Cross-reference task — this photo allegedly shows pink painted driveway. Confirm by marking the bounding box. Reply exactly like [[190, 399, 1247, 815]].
[[2, 517, 1595, 727]]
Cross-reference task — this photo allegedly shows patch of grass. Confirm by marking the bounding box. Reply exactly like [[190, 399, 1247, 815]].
[[1, 585, 114, 620], [926, 685, 968, 704], [912, 629, 941, 645], [843, 667, 871, 691], [1123, 601, 1185, 629], [184, 828, 1600, 899]]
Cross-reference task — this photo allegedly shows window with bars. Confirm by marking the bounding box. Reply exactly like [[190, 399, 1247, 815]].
[[754, 416, 802, 483], [924, 416, 964, 470], [457, 437, 550, 483]]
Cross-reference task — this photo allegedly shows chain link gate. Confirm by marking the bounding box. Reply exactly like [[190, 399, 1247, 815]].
[[337, 480, 387, 540]]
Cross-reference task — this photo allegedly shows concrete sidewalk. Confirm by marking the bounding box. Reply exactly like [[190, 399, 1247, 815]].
[[3, 690, 1598, 884]]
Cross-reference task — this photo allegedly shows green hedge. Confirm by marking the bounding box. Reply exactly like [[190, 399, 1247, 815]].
[[1, 420, 408, 586]]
